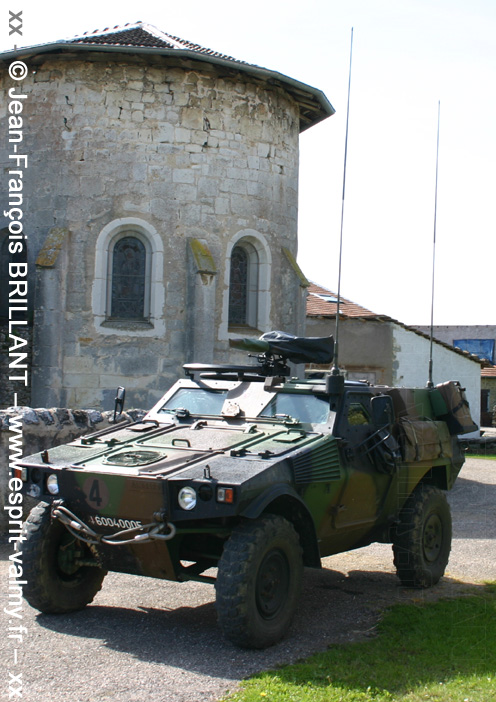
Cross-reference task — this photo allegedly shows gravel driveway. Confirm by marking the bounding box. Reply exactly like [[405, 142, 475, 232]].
[[1, 457, 494, 702]]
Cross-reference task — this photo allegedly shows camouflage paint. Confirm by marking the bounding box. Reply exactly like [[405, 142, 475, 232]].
[[18, 373, 473, 585]]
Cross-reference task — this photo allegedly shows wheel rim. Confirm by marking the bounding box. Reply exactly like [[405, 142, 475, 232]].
[[56, 532, 85, 579], [423, 513, 443, 563], [255, 549, 290, 620]]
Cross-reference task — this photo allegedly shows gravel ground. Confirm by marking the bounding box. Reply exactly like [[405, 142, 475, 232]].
[[1, 457, 494, 702]]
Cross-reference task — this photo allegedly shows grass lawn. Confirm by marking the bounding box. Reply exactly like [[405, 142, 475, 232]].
[[224, 583, 496, 702]]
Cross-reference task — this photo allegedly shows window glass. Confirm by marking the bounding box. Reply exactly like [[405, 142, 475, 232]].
[[347, 403, 371, 426], [110, 236, 146, 319], [228, 246, 248, 324], [158, 388, 228, 415], [259, 393, 330, 424]]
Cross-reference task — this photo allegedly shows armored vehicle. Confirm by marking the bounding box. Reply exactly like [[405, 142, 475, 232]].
[[16, 332, 477, 648]]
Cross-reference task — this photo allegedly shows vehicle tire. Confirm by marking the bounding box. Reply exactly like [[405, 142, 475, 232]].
[[392, 485, 452, 588], [22, 502, 107, 613], [215, 514, 303, 649]]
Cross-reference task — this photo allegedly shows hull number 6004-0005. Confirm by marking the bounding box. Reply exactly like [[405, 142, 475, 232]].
[[88, 515, 143, 529]]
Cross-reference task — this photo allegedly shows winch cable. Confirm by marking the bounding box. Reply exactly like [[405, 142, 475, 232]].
[[52, 504, 176, 546]]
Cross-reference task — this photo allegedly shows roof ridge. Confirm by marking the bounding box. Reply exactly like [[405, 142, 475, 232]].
[[78, 21, 142, 37], [0, 23, 335, 133], [142, 24, 191, 50], [71, 21, 245, 63]]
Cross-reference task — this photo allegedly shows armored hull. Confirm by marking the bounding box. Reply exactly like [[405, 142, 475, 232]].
[[17, 332, 476, 647]]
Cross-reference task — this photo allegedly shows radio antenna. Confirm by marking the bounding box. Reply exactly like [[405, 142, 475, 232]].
[[427, 101, 441, 388], [329, 27, 354, 390], [327, 27, 353, 392]]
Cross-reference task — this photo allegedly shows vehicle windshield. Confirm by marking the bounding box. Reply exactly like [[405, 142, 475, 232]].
[[259, 392, 330, 424], [158, 388, 228, 415]]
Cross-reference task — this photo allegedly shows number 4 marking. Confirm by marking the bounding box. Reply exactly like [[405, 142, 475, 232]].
[[89, 479, 103, 507], [83, 476, 109, 510]]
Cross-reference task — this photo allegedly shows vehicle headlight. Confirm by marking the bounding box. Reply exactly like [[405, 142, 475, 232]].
[[46, 474, 59, 496], [178, 486, 196, 511]]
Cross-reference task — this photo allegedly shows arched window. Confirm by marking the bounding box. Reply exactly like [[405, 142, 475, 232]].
[[109, 235, 147, 320], [228, 242, 259, 328], [92, 217, 164, 336]]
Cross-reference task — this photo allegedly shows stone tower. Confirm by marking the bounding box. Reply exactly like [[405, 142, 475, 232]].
[[0, 23, 334, 410]]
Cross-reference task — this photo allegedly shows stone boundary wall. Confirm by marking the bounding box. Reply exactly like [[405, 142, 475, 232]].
[[1, 406, 145, 532]]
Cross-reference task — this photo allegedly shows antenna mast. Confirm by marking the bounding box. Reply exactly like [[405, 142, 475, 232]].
[[330, 27, 354, 388], [427, 101, 441, 388]]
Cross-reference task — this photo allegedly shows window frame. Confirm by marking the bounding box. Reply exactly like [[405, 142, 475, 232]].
[[92, 217, 164, 337], [221, 229, 272, 339], [106, 230, 152, 322], [228, 242, 259, 328]]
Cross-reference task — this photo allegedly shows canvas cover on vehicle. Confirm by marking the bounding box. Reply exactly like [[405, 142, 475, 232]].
[[230, 332, 334, 365], [399, 418, 453, 462], [385, 387, 432, 421], [385, 382, 477, 436], [430, 381, 478, 435]]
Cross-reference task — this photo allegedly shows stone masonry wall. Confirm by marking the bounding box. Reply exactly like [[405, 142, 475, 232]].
[[305, 317, 393, 385], [0, 52, 303, 412], [1, 406, 144, 532]]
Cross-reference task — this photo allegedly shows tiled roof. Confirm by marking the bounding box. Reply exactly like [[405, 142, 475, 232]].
[[1, 21, 334, 132], [71, 22, 243, 63], [307, 282, 382, 319], [306, 281, 484, 366], [482, 366, 496, 378]]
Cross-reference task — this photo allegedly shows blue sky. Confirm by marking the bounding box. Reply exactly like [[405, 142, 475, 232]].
[[3, 0, 495, 325]]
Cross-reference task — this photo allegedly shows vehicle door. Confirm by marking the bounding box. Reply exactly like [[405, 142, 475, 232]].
[[332, 391, 395, 534]]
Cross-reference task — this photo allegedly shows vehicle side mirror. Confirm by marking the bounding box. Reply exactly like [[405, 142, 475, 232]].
[[371, 395, 394, 428], [113, 386, 126, 421]]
